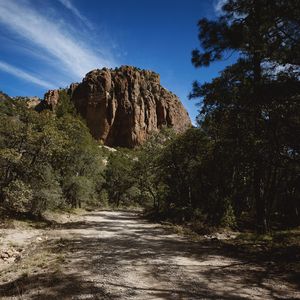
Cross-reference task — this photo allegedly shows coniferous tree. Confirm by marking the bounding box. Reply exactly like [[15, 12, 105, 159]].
[[191, 0, 300, 232]]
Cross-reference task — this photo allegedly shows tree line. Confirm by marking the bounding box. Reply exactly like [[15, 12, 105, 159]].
[[0, 91, 106, 217], [104, 0, 300, 233], [1, 0, 299, 233]]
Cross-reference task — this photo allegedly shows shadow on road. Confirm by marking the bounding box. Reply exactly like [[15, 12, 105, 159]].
[[0, 211, 299, 300]]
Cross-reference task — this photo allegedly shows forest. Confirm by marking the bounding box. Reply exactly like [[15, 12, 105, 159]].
[[0, 0, 299, 236]]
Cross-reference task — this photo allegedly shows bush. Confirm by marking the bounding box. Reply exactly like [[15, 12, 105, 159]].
[[0, 96, 106, 215], [63, 176, 96, 208], [3, 180, 33, 213], [31, 166, 64, 214], [220, 198, 237, 228]]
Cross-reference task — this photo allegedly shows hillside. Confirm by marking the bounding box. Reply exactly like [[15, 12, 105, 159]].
[[0, 91, 11, 101]]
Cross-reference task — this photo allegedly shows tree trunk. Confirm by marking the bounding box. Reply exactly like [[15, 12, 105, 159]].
[[255, 191, 268, 233]]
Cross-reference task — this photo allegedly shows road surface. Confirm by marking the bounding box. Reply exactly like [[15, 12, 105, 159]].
[[0, 211, 299, 299]]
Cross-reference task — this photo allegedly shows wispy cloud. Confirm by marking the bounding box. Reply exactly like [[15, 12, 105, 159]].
[[0, 0, 116, 84], [0, 60, 56, 89], [58, 0, 93, 30], [214, 0, 227, 15]]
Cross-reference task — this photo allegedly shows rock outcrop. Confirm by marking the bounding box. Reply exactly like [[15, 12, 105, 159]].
[[25, 97, 41, 109], [45, 66, 191, 147], [44, 89, 60, 110]]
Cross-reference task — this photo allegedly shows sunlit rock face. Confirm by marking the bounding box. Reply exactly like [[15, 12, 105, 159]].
[[44, 89, 60, 110], [46, 66, 191, 147]]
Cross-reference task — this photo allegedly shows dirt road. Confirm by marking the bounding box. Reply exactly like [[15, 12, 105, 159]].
[[0, 211, 299, 299]]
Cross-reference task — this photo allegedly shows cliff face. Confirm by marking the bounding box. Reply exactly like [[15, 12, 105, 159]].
[[46, 66, 191, 147], [44, 89, 60, 109]]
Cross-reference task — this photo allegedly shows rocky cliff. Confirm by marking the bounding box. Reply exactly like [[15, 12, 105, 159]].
[[45, 66, 191, 147]]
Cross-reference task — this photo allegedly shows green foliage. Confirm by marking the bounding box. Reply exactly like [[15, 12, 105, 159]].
[[103, 129, 175, 210], [1, 1, 299, 233], [31, 165, 64, 214], [64, 176, 96, 208], [3, 180, 33, 213], [100, 1, 300, 232], [0, 97, 106, 216], [132, 129, 175, 210], [220, 198, 237, 228], [133, 128, 238, 226], [55, 90, 76, 117], [190, 0, 300, 232], [105, 150, 135, 207]]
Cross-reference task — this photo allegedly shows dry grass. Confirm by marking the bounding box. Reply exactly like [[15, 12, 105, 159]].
[[0, 239, 66, 290]]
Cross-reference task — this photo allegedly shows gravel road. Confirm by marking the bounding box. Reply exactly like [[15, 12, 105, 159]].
[[0, 211, 299, 299]]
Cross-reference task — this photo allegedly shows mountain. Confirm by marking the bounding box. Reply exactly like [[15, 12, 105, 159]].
[[44, 66, 191, 147]]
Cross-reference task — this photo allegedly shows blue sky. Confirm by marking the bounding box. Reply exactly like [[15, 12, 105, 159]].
[[0, 0, 232, 123]]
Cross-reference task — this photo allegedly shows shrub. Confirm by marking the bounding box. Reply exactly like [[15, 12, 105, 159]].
[[3, 180, 33, 213]]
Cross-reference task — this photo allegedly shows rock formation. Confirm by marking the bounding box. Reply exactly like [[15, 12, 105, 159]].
[[44, 89, 60, 110], [45, 66, 191, 147], [25, 97, 41, 109]]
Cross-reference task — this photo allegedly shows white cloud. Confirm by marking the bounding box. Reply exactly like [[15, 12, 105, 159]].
[[0, 0, 116, 82], [58, 0, 93, 30], [214, 0, 227, 15], [0, 60, 56, 89]]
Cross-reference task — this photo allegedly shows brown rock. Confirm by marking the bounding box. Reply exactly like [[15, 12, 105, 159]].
[[44, 89, 60, 110], [26, 97, 41, 109], [1, 252, 9, 259], [68, 83, 79, 97], [69, 66, 191, 147]]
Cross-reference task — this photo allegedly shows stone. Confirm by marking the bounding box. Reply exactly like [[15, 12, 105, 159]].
[[1, 252, 9, 259], [71, 66, 191, 147], [44, 89, 60, 110], [44, 66, 191, 147], [26, 97, 41, 109]]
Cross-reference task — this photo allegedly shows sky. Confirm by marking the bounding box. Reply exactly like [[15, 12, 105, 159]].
[[0, 0, 233, 123]]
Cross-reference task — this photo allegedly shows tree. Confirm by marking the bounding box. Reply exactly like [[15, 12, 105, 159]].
[[64, 176, 95, 208], [133, 129, 175, 211], [0, 96, 106, 215], [55, 90, 76, 118], [191, 0, 300, 232], [105, 150, 134, 207]]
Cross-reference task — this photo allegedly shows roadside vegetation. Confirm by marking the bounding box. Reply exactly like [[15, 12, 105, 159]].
[[103, 0, 300, 241], [0, 90, 106, 219], [1, 1, 299, 245]]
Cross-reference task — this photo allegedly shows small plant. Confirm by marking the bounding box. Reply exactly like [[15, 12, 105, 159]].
[[220, 198, 237, 229]]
